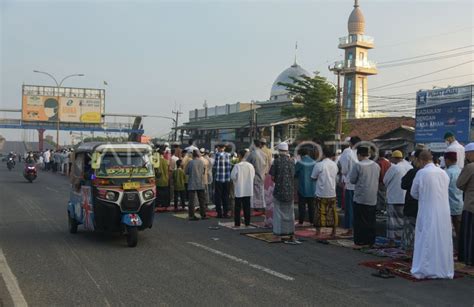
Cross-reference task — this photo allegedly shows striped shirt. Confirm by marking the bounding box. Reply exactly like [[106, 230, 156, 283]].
[[213, 152, 231, 182]]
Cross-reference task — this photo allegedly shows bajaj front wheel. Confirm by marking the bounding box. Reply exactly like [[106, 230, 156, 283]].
[[126, 226, 138, 247]]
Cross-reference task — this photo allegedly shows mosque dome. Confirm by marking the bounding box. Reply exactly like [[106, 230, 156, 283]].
[[270, 63, 313, 99], [348, 0, 365, 34]]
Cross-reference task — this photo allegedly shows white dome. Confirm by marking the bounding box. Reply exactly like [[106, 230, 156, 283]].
[[270, 63, 313, 99]]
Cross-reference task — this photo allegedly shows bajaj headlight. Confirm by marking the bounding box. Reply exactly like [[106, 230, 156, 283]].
[[105, 191, 118, 201], [143, 189, 154, 200]]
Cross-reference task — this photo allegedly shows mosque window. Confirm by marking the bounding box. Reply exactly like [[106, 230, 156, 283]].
[[347, 78, 353, 95]]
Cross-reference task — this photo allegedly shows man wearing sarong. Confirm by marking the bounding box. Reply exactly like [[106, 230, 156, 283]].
[[400, 149, 422, 251], [456, 143, 474, 266], [410, 150, 454, 279], [311, 147, 338, 238], [339, 136, 360, 235], [246, 140, 267, 210], [270, 143, 299, 244], [349, 146, 380, 246], [383, 150, 412, 246], [376, 151, 391, 214], [444, 152, 463, 249]]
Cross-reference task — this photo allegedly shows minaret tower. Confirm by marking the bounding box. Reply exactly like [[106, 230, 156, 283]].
[[338, 0, 377, 119]]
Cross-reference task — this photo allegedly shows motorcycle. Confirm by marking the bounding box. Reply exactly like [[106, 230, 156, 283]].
[[23, 163, 37, 183], [7, 157, 15, 171]]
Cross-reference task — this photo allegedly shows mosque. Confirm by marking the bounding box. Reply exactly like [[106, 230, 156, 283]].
[[179, 1, 414, 151]]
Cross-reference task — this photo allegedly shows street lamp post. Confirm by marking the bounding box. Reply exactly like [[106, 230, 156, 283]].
[[33, 70, 84, 149]]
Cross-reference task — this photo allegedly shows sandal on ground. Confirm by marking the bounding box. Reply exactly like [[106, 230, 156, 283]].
[[371, 268, 395, 279]]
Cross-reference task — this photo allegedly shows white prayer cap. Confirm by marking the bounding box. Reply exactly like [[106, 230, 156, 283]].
[[344, 137, 351, 143], [465, 142, 474, 152], [200, 148, 205, 153], [164, 142, 170, 147], [277, 142, 288, 151]]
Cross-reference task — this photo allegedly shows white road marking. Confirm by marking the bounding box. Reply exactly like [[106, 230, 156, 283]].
[[0, 249, 28, 307], [45, 186, 59, 193], [188, 242, 295, 281]]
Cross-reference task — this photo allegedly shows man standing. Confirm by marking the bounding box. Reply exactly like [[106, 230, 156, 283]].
[[400, 149, 422, 252], [410, 150, 454, 279], [349, 146, 380, 246], [155, 148, 170, 208], [339, 136, 361, 235], [295, 147, 316, 225], [270, 143, 299, 244], [445, 132, 465, 169], [383, 150, 412, 245], [246, 139, 267, 210], [457, 143, 474, 266], [231, 150, 255, 227], [312, 147, 339, 238], [185, 150, 208, 221], [260, 138, 273, 175], [213, 144, 231, 218], [376, 151, 391, 214], [444, 152, 464, 247]]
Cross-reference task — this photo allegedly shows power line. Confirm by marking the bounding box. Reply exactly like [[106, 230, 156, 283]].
[[378, 50, 473, 69], [378, 45, 473, 64], [370, 60, 473, 90], [369, 73, 474, 92], [377, 26, 474, 49]]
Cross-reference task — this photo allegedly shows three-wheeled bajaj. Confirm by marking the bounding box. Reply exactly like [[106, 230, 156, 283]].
[[67, 142, 160, 247]]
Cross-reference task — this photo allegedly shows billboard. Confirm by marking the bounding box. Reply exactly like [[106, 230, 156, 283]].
[[22, 85, 104, 124], [415, 85, 472, 144]]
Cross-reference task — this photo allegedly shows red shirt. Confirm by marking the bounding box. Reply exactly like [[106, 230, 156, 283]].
[[377, 158, 391, 184]]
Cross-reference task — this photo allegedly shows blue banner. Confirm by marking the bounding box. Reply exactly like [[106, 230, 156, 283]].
[[415, 86, 472, 144]]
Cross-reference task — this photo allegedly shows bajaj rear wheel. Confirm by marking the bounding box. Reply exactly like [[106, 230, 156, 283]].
[[126, 226, 138, 247], [68, 213, 78, 234]]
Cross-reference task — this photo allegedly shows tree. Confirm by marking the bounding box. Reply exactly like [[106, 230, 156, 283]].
[[279, 74, 337, 142]]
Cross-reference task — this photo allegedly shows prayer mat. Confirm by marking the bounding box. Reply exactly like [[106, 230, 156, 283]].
[[205, 210, 266, 218], [295, 227, 353, 240], [327, 239, 362, 249], [359, 259, 464, 282], [360, 247, 411, 260], [243, 232, 290, 243], [295, 221, 313, 228], [250, 221, 271, 229], [373, 236, 401, 248], [155, 206, 177, 213], [218, 221, 256, 230], [454, 262, 474, 277], [173, 213, 190, 219]]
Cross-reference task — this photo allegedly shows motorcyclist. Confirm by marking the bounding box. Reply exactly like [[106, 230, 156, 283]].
[[7, 152, 16, 165], [25, 152, 36, 164]]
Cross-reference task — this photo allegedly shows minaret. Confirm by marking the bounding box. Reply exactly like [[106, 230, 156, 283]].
[[338, 0, 377, 119]]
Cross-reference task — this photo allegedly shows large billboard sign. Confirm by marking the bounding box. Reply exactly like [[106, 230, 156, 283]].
[[415, 85, 472, 144], [22, 85, 105, 124]]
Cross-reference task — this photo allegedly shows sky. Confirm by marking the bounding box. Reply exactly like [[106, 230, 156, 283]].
[[1, 0, 473, 143]]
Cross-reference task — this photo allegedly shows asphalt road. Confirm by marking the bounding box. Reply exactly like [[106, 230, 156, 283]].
[[0, 163, 473, 307]]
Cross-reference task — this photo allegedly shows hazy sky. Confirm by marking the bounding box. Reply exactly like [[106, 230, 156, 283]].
[[1, 0, 473, 142]]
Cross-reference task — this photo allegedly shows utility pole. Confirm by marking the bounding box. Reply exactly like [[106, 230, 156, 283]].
[[328, 64, 343, 153], [172, 109, 182, 142]]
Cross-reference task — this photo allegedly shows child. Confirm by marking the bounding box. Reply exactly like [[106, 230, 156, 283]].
[[173, 160, 186, 211]]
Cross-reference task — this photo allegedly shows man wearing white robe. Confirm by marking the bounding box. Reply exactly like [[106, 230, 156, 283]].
[[410, 150, 454, 279]]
